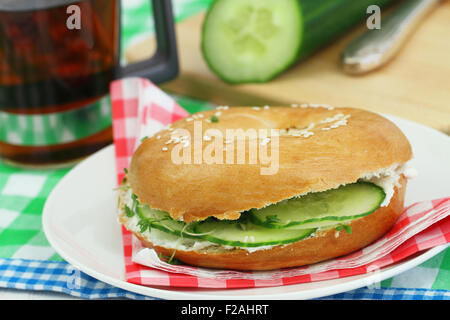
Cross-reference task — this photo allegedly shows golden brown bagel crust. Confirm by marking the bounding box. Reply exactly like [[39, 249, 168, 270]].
[[128, 106, 412, 223], [124, 175, 406, 271]]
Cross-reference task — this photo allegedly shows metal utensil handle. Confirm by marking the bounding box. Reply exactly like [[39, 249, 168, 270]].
[[341, 0, 440, 74]]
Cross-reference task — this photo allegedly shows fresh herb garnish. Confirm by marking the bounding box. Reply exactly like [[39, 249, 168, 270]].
[[265, 215, 281, 224], [124, 205, 135, 217], [140, 136, 148, 142], [210, 115, 219, 123], [343, 225, 352, 234], [137, 220, 150, 233], [129, 194, 139, 215], [121, 168, 128, 184], [158, 252, 183, 265], [335, 224, 352, 234]]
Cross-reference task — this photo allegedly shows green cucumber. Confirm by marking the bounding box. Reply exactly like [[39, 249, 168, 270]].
[[201, 0, 397, 83], [194, 218, 315, 247], [250, 182, 385, 229]]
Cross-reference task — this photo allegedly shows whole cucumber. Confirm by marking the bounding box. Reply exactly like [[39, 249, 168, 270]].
[[297, 0, 396, 59]]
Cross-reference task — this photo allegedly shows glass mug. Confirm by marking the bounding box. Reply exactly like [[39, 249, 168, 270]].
[[0, 0, 178, 167]]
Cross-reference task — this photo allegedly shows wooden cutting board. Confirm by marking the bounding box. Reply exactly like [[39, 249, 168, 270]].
[[126, 4, 450, 132]]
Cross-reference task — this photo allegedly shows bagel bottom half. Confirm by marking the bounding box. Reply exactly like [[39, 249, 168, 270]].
[[125, 175, 407, 271]]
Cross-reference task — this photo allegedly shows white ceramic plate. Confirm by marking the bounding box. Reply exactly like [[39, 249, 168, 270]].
[[42, 114, 450, 300]]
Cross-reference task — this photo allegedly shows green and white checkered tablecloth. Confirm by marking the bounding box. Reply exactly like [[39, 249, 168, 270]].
[[121, 0, 214, 53], [0, 0, 449, 297], [0, 166, 69, 261]]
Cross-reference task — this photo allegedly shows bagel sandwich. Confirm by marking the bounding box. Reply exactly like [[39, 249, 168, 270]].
[[118, 105, 414, 271]]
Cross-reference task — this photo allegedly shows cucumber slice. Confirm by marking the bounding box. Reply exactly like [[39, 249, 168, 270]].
[[194, 218, 315, 247], [201, 0, 396, 83], [250, 182, 385, 229], [202, 0, 302, 83]]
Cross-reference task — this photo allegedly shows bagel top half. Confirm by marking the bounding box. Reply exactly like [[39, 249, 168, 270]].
[[128, 106, 413, 223]]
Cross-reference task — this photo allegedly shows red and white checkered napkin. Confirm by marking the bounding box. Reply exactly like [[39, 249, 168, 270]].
[[110, 78, 450, 289], [110, 77, 188, 186]]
